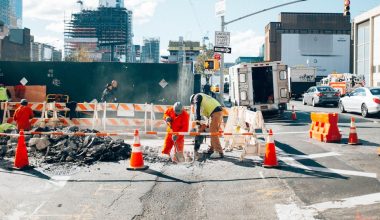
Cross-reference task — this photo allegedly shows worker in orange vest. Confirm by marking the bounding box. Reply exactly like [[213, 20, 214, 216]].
[[161, 102, 189, 158], [13, 99, 34, 131]]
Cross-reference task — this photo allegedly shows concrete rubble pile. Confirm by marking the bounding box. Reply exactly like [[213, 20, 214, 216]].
[[0, 126, 132, 166]]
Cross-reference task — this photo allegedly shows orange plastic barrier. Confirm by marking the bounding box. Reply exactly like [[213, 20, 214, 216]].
[[309, 112, 341, 143]]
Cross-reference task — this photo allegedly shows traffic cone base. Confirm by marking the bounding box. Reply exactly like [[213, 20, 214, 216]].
[[263, 129, 279, 168], [14, 130, 30, 169], [127, 130, 149, 171], [127, 165, 149, 171]]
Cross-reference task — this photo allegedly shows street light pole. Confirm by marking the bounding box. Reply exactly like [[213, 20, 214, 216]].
[[219, 15, 225, 104], [217, 0, 306, 105]]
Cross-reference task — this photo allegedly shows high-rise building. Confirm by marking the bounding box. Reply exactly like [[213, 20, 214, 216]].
[[141, 38, 160, 63], [65, 6, 133, 62], [164, 37, 201, 64], [265, 12, 351, 78], [0, 0, 22, 29], [353, 4, 380, 87], [99, 0, 124, 8]]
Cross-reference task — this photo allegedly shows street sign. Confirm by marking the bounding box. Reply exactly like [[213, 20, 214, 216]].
[[215, 0, 225, 17], [214, 46, 232, 54], [215, 31, 230, 47]]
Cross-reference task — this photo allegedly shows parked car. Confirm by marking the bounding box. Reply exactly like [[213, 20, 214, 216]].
[[338, 87, 380, 117], [302, 86, 340, 107]]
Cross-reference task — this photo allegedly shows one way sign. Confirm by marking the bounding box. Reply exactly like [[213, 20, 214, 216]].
[[214, 46, 232, 54]]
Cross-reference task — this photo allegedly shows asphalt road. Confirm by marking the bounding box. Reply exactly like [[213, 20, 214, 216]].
[[1, 102, 380, 220]]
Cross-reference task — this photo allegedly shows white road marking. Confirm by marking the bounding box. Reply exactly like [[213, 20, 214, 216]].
[[309, 192, 380, 211], [276, 192, 380, 220], [279, 152, 340, 161], [48, 176, 71, 188], [275, 203, 315, 220], [29, 201, 46, 217], [285, 163, 377, 178], [259, 171, 265, 179]]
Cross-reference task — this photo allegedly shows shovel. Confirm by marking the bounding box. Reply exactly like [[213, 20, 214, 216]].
[[173, 137, 185, 163]]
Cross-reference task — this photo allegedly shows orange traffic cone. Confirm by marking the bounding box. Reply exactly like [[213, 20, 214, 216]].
[[14, 130, 30, 169], [291, 105, 297, 120], [127, 129, 149, 171], [347, 117, 361, 145], [263, 129, 279, 168]]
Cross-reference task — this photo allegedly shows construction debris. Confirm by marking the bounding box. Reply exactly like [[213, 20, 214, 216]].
[[0, 126, 132, 166]]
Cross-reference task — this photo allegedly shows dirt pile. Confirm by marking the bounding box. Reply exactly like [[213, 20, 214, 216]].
[[0, 126, 131, 166]]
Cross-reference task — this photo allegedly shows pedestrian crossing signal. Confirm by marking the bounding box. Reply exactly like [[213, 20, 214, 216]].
[[204, 59, 220, 70]]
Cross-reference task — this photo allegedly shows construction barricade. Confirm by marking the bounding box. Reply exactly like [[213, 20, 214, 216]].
[[223, 106, 267, 160], [0, 101, 191, 132], [309, 112, 341, 143]]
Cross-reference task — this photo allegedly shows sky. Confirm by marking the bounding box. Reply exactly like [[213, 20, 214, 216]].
[[23, 0, 380, 62]]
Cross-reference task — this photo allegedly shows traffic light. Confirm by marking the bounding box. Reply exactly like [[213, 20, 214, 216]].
[[204, 59, 220, 70], [344, 0, 350, 16]]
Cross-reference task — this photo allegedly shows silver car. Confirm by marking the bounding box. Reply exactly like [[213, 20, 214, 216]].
[[339, 87, 380, 118], [302, 86, 340, 107]]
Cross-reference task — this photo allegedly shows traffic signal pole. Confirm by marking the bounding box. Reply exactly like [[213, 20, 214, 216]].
[[217, 0, 306, 105]]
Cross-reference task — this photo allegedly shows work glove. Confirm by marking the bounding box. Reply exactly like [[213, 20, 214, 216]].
[[172, 135, 178, 142], [165, 117, 172, 123]]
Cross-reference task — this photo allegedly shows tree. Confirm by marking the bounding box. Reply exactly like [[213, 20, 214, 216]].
[[194, 46, 214, 83]]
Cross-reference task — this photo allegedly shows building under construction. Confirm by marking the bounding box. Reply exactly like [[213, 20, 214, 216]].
[[64, 5, 133, 62]]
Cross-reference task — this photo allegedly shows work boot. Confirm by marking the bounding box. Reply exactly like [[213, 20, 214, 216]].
[[194, 151, 200, 161], [160, 153, 171, 162], [210, 152, 224, 159]]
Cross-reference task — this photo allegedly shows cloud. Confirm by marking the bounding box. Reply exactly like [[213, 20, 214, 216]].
[[24, 0, 162, 50], [24, 0, 162, 24], [45, 22, 65, 33], [126, 0, 162, 25], [228, 30, 265, 62]]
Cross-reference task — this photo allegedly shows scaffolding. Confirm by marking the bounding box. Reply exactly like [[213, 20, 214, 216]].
[[64, 7, 133, 62]]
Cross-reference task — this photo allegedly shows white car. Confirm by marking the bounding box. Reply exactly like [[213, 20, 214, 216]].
[[339, 87, 380, 117]]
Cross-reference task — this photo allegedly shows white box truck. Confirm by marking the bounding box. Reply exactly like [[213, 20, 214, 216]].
[[288, 66, 317, 99], [229, 62, 289, 114]]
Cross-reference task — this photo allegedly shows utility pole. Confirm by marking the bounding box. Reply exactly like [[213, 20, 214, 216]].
[[217, 0, 306, 104]]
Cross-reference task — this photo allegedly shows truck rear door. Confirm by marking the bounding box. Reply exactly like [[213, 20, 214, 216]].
[[236, 66, 252, 106], [276, 65, 289, 104]]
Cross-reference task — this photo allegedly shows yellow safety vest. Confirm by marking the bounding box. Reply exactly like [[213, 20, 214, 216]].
[[0, 87, 8, 101], [200, 93, 221, 117]]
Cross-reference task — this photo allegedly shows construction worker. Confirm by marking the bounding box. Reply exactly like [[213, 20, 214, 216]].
[[101, 80, 118, 103], [203, 81, 211, 96], [162, 102, 189, 159], [0, 84, 11, 121], [13, 99, 34, 131], [190, 93, 224, 159]]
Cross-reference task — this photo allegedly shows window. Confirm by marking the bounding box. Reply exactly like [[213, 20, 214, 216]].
[[279, 71, 287, 80], [239, 73, 246, 83], [317, 86, 334, 92], [280, 88, 288, 98], [240, 91, 247, 100], [370, 89, 380, 95]]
